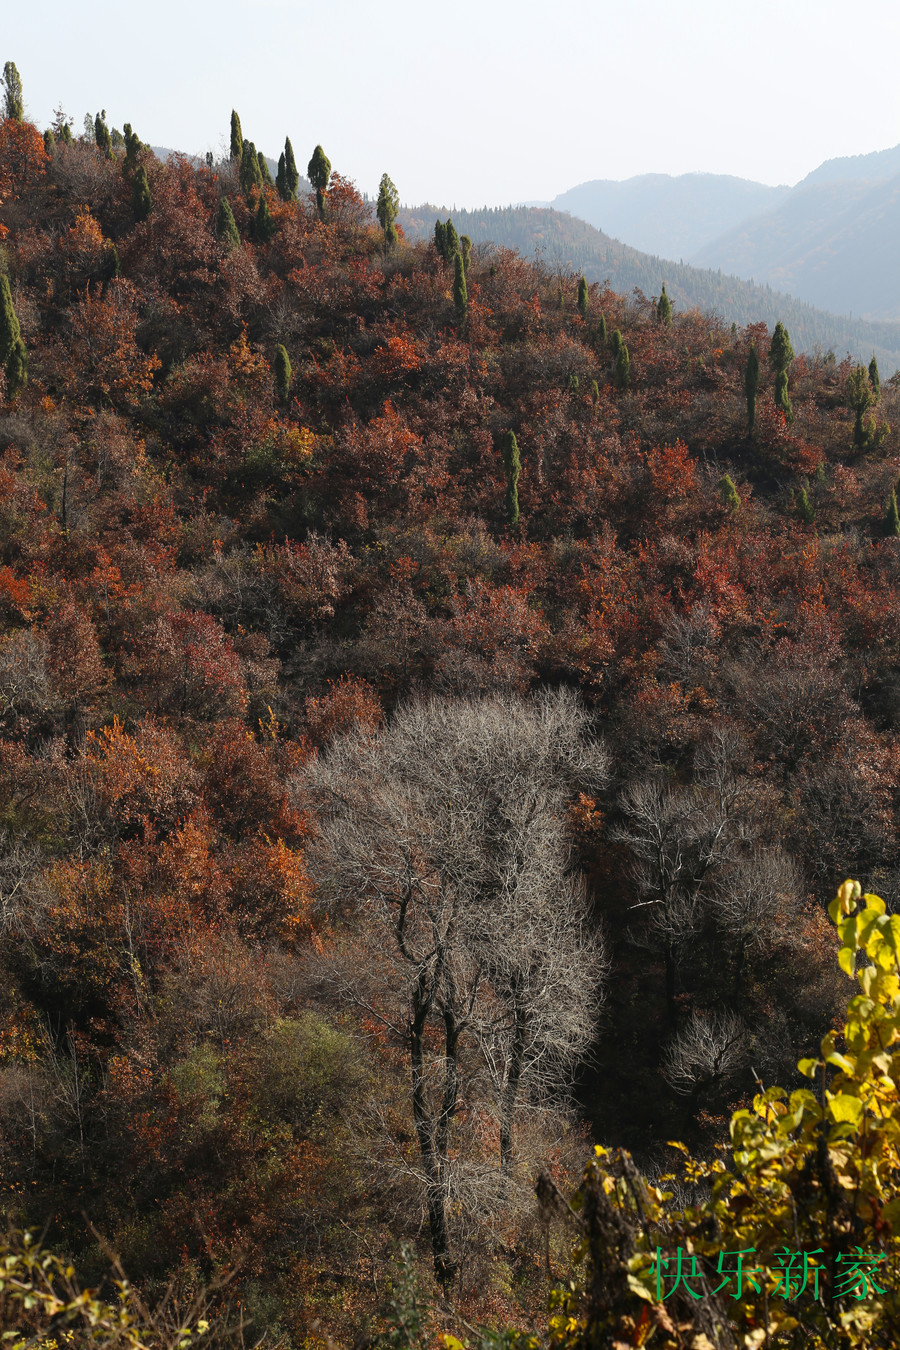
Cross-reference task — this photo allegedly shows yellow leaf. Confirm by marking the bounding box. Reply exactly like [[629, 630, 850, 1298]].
[[828, 1094, 864, 1125]]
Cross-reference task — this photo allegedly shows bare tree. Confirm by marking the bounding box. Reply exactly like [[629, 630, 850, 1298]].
[[661, 1008, 748, 1118], [708, 847, 802, 994], [295, 688, 609, 1285]]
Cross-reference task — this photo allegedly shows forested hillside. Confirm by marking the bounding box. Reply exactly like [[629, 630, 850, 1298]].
[[398, 204, 900, 373], [5, 70, 900, 1347]]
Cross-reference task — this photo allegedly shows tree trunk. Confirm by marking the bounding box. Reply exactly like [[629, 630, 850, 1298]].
[[410, 997, 457, 1288], [500, 998, 527, 1174]]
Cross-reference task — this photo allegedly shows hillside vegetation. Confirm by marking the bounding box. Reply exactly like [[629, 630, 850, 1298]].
[[4, 71, 900, 1347]]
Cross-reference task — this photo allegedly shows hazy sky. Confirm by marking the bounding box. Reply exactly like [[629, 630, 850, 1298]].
[[6, 0, 900, 206]]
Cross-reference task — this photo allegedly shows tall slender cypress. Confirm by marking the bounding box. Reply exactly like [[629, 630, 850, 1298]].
[[240, 140, 263, 197], [230, 110, 243, 161], [614, 340, 630, 390], [257, 150, 274, 187], [0, 275, 26, 399], [869, 354, 881, 401], [2, 63, 23, 122], [377, 173, 400, 249], [577, 275, 589, 319], [131, 166, 152, 221], [307, 145, 332, 217], [276, 138, 299, 202], [656, 283, 672, 326], [94, 111, 113, 159], [453, 249, 468, 325], [769, 321, 794, 422], [274, 345, 292, 405], [216, 197, 241, 251]]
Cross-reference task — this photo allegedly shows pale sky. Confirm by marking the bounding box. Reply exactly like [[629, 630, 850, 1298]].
[[6, 0, 900, 206]]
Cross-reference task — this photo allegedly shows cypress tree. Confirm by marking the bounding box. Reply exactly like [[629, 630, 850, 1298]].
[[745, 342, 759, 435], [718, 473, 741, 513], [613, 340, 630, 390], [377, 173, 400, 249], [769, 321, 794, 422], [609, 327, 623, 359], [276, 137, 299, 202], [453, 249, 468, 325], [0, 275, 26, 399], [598, 313, 607, 345], [2, 62, 23, 122], [869, 353, 881, 400], [459, 235, 472, 274], [796, 485, 815, 524], [257, 150, 274, 187], [274, 345, 292, 405], [590, 378, 600, 406], [656, 282, 672, 326], [240, 140, 263, 197], [884, 490, 900, 538], [230, 110, 243, 161], [568, 374, 579, 394], [577, 275, 589, 319], [434, 219, 447, 259], [255, 194, 275, 243], [444, 218, 460, 261], [43, 129, 56, 158], [131, 165, 152, 222], [847, 363, 875, 449], [94, 111, 113, 159], [59, 120, 72, 146], [123, 123, 142, 174], [307, 145, 332, 217], [216, 197, 240, 251], [502, 431, 521, 528]]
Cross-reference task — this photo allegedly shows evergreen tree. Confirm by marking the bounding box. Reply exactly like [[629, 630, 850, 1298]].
[[568, 373, 579, 393], [598, 313, 607, 345], [215, 197, 241, 251], [796, 485, 815, 524], [769, 321, 794, 422], [131, 165, 152, 222], [43, 129, 56, 158], [869, 353, 881, 400], [377, 173, 400, 250], [307, 144, 331, 217], [656, 282, 672, 326], [274, 345, 292, 405], [123, 123, 143, 174], [614, 340, 630, 390], [94, 111, 113, 159], [434, 219, 447, 259], [459, 235, 472, 274], [609, 327, 623, 359], [257, 150, 274, 187], [590, 378, 600, 406], [240, 139, 263, 197], [745, 341, 759, 435], [718, 473, 741, 513], [230, 110, 243, 161], [453, 248, 468, 325], [59, 120, 72, 146], [276, 137, 299, 202], [502, 431, 520, 528], [255, 193, 275, 243], [2, 62, 23, 122], [884, 490, 900, 538], [444, 218, 460, 261], [577, 275, 589, 319], [5, 338, 26, 398], [847, 362, 875, 449], [0, 275, 25, 399]]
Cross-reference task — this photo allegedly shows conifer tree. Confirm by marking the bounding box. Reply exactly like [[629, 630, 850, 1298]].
[[502, 430, 520, 528], [216, 197, 241, 251], [656, 282, 672, 326], [94, 111, 113, 159], [577, 275, 589, 319], [847, 362, 878, 449], [590, 378, 600, 406], [745, 341, 759, 435], [459, 235, 472, 274], [255, 193, 275, 243], [275, 137, 299, 202], [122, 123, 142, 174], [614, 340, 630, 390], [869, 353, 881, 400], [0, 275, 26, 399], [377, 172, 400, 250], [59, 120, 72, 146], [453, 248, 468, 325], [444, 218, 460, 260], [769, 321, 794, 422], [257, 150, 274, 187], [598, 313, 607, 345], [2, 62, 23, 122], [609, 327, 623, 359], [240, 140, 263, 197], [131, 165, 152, 222], [230, 110, 243, 161], [718, 473, 741, 513], [884, 490, 900, 538], [568, 374, 579, 393], [434, 219, 447, 259], [307, 145, 331, 217], [43, 129, 56, 158], [274, 345, 292, 405], [796, 485, 815, 524]]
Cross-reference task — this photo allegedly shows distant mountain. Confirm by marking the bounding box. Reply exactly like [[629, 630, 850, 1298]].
[[798, 143, 900, 186], [549, 173, 790, 260], [692, 170, 900, 322], [400, 204, 900, 374]]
